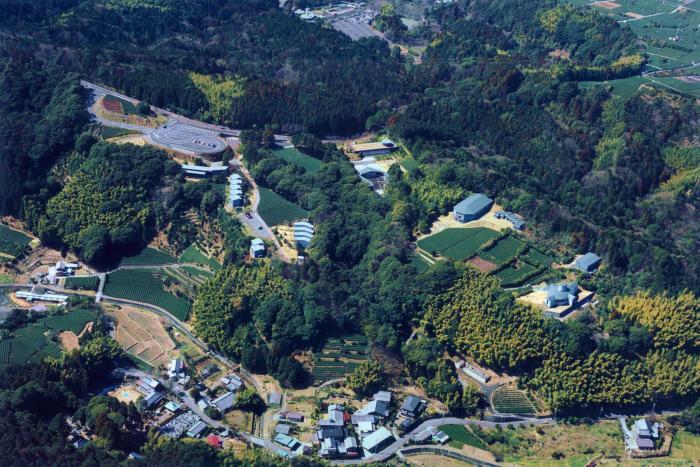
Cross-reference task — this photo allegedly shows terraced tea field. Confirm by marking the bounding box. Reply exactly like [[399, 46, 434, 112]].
[[491, 385, 536, 415], [103, 269, 191, 320], [417, 227, 500, 261], [119, 247, 177, 266], [312, 335, 369, 385], [64, 276, 99, 291], [0, 224, 32, 260]]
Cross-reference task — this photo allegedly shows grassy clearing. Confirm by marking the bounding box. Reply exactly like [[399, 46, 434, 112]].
[[670, 431, 700, 463], [119, 247, 177, 266], [399, 156, 419, 173], [257, 188, 308, 226], [103, 269, 191, 320], [0, 224, 31, 259], [0, 309, 94, 366], [0, 273, 13, 284], [480, 236, 523, 264], [272, 147, 322, 172], [179, 244, 220, 271], [417, 227, 500, 261], [440, 424, 487, 450], [64, 275, 99, 291], [101, 126, 139, 139]]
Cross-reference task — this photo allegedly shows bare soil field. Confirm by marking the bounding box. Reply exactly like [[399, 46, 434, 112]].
[[468, 257, 498, 273], [591, 0, 621, 9], [107, 305, 176, 368], [59, 331, 80, 351]]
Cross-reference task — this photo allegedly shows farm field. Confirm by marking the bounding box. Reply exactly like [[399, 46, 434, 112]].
[[64, 275, 99, 291], [670, 431, 700, 463], [491, 385, 536, 415], [103, 94, 138, 114], [107, 305, 177, 368], [257, 188, 309, 227], [103, 269, 191, 320], [312, 335, 369, 385], [272, 147, 322, 172], [495, 262, 539, 287], [439, 424, 487, 450], [0, 309, 94, 366], [480, 236, 524, 264], [522, 248, 552, 268], [179, 244, 220, 271], [417, 227, 500, 261], [119, 247, 177, 266], [0, 224, 32, 259]]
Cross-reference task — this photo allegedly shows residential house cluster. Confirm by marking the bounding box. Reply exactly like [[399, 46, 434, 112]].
[[412, 425, 451, 445], [136, 376, 164, 409], [317, 404, 361, 459], [46, 260, 81, 284], [632, 419, 662, 451], [197, 373, 243, 414], [396, 395, 427, 432]]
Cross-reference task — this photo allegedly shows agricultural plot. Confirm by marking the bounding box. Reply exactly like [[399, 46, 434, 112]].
[[272, 147, 322, 172], [480, 236, 524, 264], [491, 386, 536, 415], [103, 94, 138, 114], [179, 244, 220, 271], [257, 188, 309, 226], [312, 335, 369, 385], [119, 247, 176, 266], [522, 249, 552, 268], [64, 275, 99, 291], [0, 224, 31, 259], [440, 424, 487, 450], [495, 262, 538, 287], [103, 269, 191, 321], [108, 306, 176, 368], [0, 309, 93, 366], [417, 228, 500, 261]]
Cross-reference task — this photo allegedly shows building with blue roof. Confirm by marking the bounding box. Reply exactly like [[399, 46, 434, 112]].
[[229, 173, 245, 208], [575, 252, 602, 273], [453, 194, 494, 223], [543, 282, 578, 309], [293, 221, 314, 249], [250, 238, 266, 258]]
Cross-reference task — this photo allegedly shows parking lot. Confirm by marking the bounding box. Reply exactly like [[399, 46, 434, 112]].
[[146, 120, 226, 156]]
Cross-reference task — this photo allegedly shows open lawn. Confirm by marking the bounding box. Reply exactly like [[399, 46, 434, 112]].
[[104, 269, 191, 320], [101, 126, 138, 139], [257, 188, 309, 226], [272, 147, 322, 172], [670, 431, 700, 463], [480, 236, 523, 264], [0, 224, 31, 259], [417, 227, 499, 261], [440, 424, 487, 450], [119, 247, 177, 266], [500, 420, 624, 465]]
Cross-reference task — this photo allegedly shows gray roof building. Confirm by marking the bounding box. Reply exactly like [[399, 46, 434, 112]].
[[268, 392, 282, 406], [453, 194, 494, 223], [400, 396, 425, 418], [361, 427, 394, 453], [212, 391, 235, 412], [575, 252, 602, 273], [543, 282, 578, 309]]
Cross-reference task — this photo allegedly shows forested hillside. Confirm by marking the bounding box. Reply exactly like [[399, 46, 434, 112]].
[[390, 0, 699, 294]]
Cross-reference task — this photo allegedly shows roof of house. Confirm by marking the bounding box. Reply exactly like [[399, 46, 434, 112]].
[[319, 427, 345, 440], [164, 401, 181, 412], [543, 282, 578, 304], [212, 391, 235, 411], [401, 396, 422, 414], [454, 193, 493, 216], [575, 252, 602, 270], [275, 424, 292, 435], [636, 437, 655, 449], [282, 411, 304, 421], [186, 420, 208, 438], [361, 427, 394, 451], [268, 392, 282, 405], [274, 433, 300, 449], [362, 399, 389, 417], [206, 434, 222, 448], [373, 391, 392, 403]]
